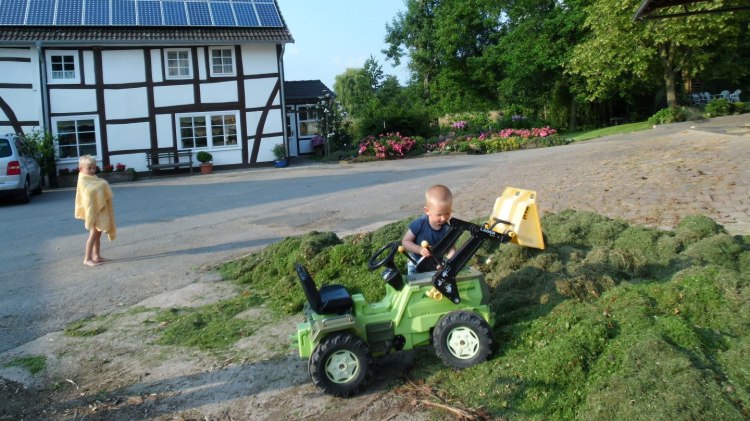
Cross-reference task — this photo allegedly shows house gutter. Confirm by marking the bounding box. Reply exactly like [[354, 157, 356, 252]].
[[36, 41, 50, 132], [278, 43, 289, 156]]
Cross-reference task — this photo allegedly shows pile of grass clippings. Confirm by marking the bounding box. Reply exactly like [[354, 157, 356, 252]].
[[215, 210, 748, 420]]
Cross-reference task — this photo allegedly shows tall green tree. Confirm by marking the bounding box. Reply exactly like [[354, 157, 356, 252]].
[[567, 0, 738, 108], [384, 0, 505, 112], [333, 56, 385, 116]]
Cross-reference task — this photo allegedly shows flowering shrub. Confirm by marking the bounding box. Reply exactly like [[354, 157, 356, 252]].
[[358, 132, 416, 159], [59, 167, 79, 176], [115, 163, 126, 172], [311, 135, 325, 148], [102, 164, 114, 173], [426, 126, 566, 154], [452, 120, 468, 130]]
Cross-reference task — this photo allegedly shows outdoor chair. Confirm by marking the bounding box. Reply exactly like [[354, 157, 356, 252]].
[[691, 93, 705, 106], [703, 92, 713, 103], [729, 89, 741, 103], [717, 90, 730, 100]]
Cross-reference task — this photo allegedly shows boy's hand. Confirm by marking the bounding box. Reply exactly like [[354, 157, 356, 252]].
[[420, 240, 432, 257]]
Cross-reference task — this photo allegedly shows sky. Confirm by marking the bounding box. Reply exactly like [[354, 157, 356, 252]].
[[278, 0, 410, 91]]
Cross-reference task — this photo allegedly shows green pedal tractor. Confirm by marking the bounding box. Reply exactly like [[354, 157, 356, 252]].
[[292, 187, 545, 397]]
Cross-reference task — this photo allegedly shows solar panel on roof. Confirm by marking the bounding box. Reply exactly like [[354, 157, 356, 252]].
[[186, 1, 212, 26], [58, 0, 83, 25], [27, 0, 55, 25], [255, 3, 281, 27], [234, 2, 259, 26], [210, 2, 236, 26], [112, 0, 137, 25], [163, 1, 188, 26], [0, 0, 27, 25], [137, 1, 162, 26], [84, 0, 110, 25], [0, 0, 284, 28]]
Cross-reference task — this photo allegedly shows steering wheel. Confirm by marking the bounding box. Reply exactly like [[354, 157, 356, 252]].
[[368, 242, 399, 271]]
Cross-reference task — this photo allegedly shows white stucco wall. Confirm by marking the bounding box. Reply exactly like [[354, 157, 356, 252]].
[[106, 121, 150, 150], [0, 90, 41, 122], [102, 50, 146, 84], [242, 44, 277, 75], [150, 49, 163, 83], [104, 87, 148, 120], [0, 47, 44, 134], [154, 84, 195, 108], [82, 50, 96, 85], [2, 60, 34, 84], [200, 81, 238, 103], [49, 89, 97, 114], [155, 114, 175, 149], [244, 77, 277, 108]]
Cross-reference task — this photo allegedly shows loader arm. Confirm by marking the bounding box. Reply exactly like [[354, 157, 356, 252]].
[[426, 187, 545, 304]]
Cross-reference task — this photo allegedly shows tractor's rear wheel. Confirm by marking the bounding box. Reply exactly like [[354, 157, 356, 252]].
[[308, 332, 372, 397], [433, 311, 492, 369]]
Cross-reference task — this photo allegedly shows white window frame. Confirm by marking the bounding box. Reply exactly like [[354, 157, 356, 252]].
[[209, 46, 236, 77], [46, 50, 80, 84], [51, 115, 100, 161], [164, 48, 193, 80], [297, 105, 320, 137], [176, 111, 239, 150]]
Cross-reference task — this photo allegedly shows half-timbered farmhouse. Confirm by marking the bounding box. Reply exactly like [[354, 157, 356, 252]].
[[0, 0, 294, 174]]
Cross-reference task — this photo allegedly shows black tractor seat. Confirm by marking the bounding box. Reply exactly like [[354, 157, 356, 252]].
[[295, 263, 353, 314]]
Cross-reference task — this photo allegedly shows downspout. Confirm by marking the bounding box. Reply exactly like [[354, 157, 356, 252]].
[[36, 41, 50, 132], [278, 44, 289, 157], [37, 40, 55, 186]]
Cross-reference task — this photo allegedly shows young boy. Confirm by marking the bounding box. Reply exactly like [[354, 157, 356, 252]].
[[401, 184, 455, 274], [74, 155, 116, 267]]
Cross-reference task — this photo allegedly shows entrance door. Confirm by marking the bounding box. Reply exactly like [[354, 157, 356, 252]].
[[286, 108, 298, 157]]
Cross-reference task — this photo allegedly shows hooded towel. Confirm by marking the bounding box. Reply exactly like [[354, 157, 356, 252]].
[[75, 173, 116, 241]]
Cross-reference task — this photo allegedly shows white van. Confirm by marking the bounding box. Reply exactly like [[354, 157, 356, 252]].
[[0, 134, 43, 203]]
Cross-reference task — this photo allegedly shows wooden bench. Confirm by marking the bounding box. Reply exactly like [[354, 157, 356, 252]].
[[145, 149, 193, 178]]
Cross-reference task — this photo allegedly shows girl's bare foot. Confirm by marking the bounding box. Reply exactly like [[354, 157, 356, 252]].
[[93, 257, 109, 263], [83, 260, 101, 267]]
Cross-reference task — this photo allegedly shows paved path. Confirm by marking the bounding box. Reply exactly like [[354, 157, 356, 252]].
[[0, 114, 748, 353]]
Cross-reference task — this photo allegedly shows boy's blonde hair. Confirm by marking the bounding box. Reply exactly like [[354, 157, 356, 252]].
[[425, 184, 453, 208], [79, 155, 96, 168]]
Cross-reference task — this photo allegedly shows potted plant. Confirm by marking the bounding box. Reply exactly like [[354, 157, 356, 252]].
[[196, 151, 213, 174], [272, 143, 288, 168], [311, 135, 325, 156]]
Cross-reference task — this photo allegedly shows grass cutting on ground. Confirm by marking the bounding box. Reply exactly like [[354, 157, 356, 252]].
[[189, 210, 748, 419]]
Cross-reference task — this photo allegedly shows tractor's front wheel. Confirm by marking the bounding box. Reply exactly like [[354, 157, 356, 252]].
[[433, 311, 493, 369], [308, 332, 372, 397]]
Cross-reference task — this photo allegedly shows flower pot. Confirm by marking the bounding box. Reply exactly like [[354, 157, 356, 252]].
[[274, 159, 288, 168], [200, 163, 213, 174]]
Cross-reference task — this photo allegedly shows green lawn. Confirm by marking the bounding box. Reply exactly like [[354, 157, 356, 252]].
[[565, 121, 652, 142]]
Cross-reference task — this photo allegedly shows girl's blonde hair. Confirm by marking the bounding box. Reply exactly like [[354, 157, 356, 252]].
[[79, 155, 96, 168]]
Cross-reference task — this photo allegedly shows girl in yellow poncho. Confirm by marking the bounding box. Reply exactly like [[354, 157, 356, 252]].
[[74, 155, 116, 266]]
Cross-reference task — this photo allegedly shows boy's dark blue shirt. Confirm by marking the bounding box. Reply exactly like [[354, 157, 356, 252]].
[[407, 215, 450, 261]]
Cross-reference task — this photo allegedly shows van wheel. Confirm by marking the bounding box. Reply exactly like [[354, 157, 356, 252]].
[[308, 332, 372, 397], [433, 311, 492, 369], [18, 178, 31, 204]]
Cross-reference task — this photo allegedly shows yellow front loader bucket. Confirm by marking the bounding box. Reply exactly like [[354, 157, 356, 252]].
[[486, 187, 545, 250]]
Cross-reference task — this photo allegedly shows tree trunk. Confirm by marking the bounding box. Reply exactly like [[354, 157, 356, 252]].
[[569, 97, 578, 132], [659, 44, 678, 108]]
